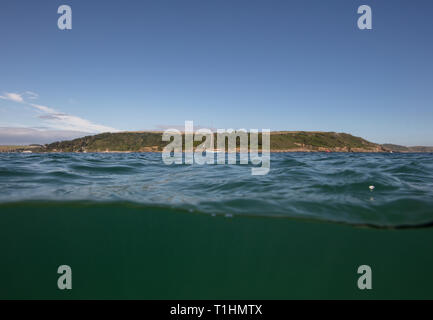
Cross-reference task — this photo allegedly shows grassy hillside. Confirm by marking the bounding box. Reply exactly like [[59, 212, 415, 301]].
[[45, 132, 163, 152], [0, 145, 42, 152], [41, 131, 384, 152], [382, 144, 433, 153], [269, 131, 380, 151]]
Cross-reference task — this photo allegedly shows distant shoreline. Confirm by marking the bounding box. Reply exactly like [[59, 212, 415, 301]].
[[1, 149, 430, 154], [1, 130, 433, 153]]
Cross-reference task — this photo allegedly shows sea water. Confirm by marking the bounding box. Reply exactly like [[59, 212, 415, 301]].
[[1, 152, 432, 298]]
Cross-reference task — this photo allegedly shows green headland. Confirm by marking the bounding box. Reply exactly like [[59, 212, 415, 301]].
[[1, 131, 432, 153]]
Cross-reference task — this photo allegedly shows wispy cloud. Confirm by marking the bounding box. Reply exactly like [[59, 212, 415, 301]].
[[29, 103, 118, 133], [30, 103, 57, 114], [1, 91, 118, 134], [0, 92, 24, 103], [24, 91, 39, 100]]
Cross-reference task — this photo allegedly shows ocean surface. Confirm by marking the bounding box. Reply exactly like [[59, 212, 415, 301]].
[[1, 152, 433, 299], [1, 152, 433, 227]]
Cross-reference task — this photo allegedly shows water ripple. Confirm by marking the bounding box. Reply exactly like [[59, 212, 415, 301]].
[[0, 152, 432, 227]]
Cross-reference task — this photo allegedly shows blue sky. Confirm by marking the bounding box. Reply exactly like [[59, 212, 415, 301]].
[[0, 0, 432, 145]]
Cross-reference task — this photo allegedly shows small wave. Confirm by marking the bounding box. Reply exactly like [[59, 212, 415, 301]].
[[0, 200, 432, 230], [0, 152, 432, 228]]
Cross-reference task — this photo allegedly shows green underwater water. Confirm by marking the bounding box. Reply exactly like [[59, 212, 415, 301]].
[[1, 152, 433, 299], [1, 201, 432, 299]]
